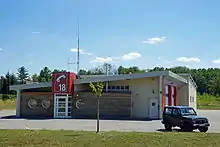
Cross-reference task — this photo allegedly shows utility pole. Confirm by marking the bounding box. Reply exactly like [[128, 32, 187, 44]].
[[105, 63, 108, 92], [77, 20, 80, 78]]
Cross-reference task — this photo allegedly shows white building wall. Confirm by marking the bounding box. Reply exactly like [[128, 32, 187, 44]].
[[16, 90, 21, 117], [188, 80, 197, 110], [177, 84, 189, 106], [176, 77, 197, 110]]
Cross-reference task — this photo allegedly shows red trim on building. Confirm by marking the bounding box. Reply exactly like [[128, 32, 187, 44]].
[[168, 85, 172, 106], [174, 86, 177, 106]]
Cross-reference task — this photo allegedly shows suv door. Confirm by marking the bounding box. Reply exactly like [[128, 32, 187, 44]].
[[171, 108, 182, 126], [163, 107, 173, 123]]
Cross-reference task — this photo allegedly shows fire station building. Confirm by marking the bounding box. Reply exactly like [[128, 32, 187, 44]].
[[10, 71, 197, 119]]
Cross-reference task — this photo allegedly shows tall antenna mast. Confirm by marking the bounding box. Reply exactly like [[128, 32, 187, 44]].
[[77, 20, 80, 78]]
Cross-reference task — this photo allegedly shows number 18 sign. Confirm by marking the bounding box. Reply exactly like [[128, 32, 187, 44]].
[[52, 72, 69, 93]]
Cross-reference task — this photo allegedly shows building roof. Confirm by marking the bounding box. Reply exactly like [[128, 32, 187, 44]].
[[74, 71, 187, 84], [10, 70, 188, 91], [178, 73, 197, 88], [10, 82, 52, 91]]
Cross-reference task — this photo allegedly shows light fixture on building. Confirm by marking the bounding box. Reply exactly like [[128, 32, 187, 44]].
[[152, 90, 155, 94]]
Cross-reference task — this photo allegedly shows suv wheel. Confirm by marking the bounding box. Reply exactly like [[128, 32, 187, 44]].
[[198, 127, 208, 132], [164, 124, 172, 131], [181, 122, 193, 132]]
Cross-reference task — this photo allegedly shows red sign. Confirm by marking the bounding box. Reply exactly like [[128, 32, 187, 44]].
[[52, 72, 69, 94], [52, 72, 76, 94]]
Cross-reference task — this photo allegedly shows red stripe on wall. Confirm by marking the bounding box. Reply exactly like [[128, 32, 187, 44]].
[[174, 86, 177, 106], [168, 85, 172, 106]]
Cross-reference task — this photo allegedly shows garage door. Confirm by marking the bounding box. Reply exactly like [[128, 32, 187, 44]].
[[72, 92, 132, 119]]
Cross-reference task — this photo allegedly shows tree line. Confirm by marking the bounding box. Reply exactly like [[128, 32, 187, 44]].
[[1, 64, 220, 96]]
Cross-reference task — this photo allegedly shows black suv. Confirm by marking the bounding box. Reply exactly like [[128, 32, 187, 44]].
[[161, 106, 210, 132]]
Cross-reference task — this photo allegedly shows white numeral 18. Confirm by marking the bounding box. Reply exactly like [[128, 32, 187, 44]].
[[58, 84, 66, 92]]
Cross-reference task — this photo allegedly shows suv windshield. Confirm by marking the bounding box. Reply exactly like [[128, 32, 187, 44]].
[[180, 108, 196, 116]]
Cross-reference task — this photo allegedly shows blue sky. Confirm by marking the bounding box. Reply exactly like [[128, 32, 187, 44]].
[[1, 0, 220, 76]]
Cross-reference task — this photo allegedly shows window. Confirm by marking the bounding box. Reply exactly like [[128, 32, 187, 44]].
[[164, 108, 172, 114], [106, 85, 130, 92], [180, 108, 196, 116], [116, 86, 120, 91], [172, 108, 181, 116], [190, 96, 194, 102]]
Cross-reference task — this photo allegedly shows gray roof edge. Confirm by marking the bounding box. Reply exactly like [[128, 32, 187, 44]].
[[168, 71, 188, 83], [74, 71, 169, 84], [9, 70, 191, 90], [10, 82, 52, 91], [177, 73, 197, 88]]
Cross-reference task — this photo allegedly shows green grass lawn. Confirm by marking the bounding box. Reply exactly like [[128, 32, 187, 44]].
[[0, 130, 219, 147], [0, 99, 16, 110], [197, 94, 220, 110]]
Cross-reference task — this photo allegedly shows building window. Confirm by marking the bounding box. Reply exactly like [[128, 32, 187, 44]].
[[190, 96, 194, 102], [116, 86, 120, 91], [103, 85, 130, 92]]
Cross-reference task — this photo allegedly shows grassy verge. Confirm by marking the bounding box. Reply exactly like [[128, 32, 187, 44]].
[[0, 130, 219, 147], [197, 93, 220, 110], [0, 99, 16, 110]]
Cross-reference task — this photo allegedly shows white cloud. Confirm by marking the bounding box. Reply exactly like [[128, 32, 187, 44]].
[[176, 57, 201, 62], [154, 59, 191, 69], [142, 36, 167, 44], [31, 32, 40, 34], [212, 59, 220, 64], [90, 52, 142, 64], [90, 57, 113, 63], [70, 48, 93, 55], [0, 48, 3, 51], [121, 52, 142, 60]]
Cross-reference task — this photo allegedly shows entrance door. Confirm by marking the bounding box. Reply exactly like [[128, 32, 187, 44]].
[[149, 98, 159, 119], [54, 94, 71, 118]]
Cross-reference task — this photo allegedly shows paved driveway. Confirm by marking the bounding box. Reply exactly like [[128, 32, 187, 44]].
[[0, 110, 219, 133]]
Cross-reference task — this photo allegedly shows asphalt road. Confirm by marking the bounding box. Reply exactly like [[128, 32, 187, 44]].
[[0, 110, 219, 132]]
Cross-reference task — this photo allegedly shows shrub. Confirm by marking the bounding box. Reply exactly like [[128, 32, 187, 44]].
[[2, 94, 10, 101]]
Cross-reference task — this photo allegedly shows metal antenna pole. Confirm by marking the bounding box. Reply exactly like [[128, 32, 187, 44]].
[[77, 20, 80, 78]]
